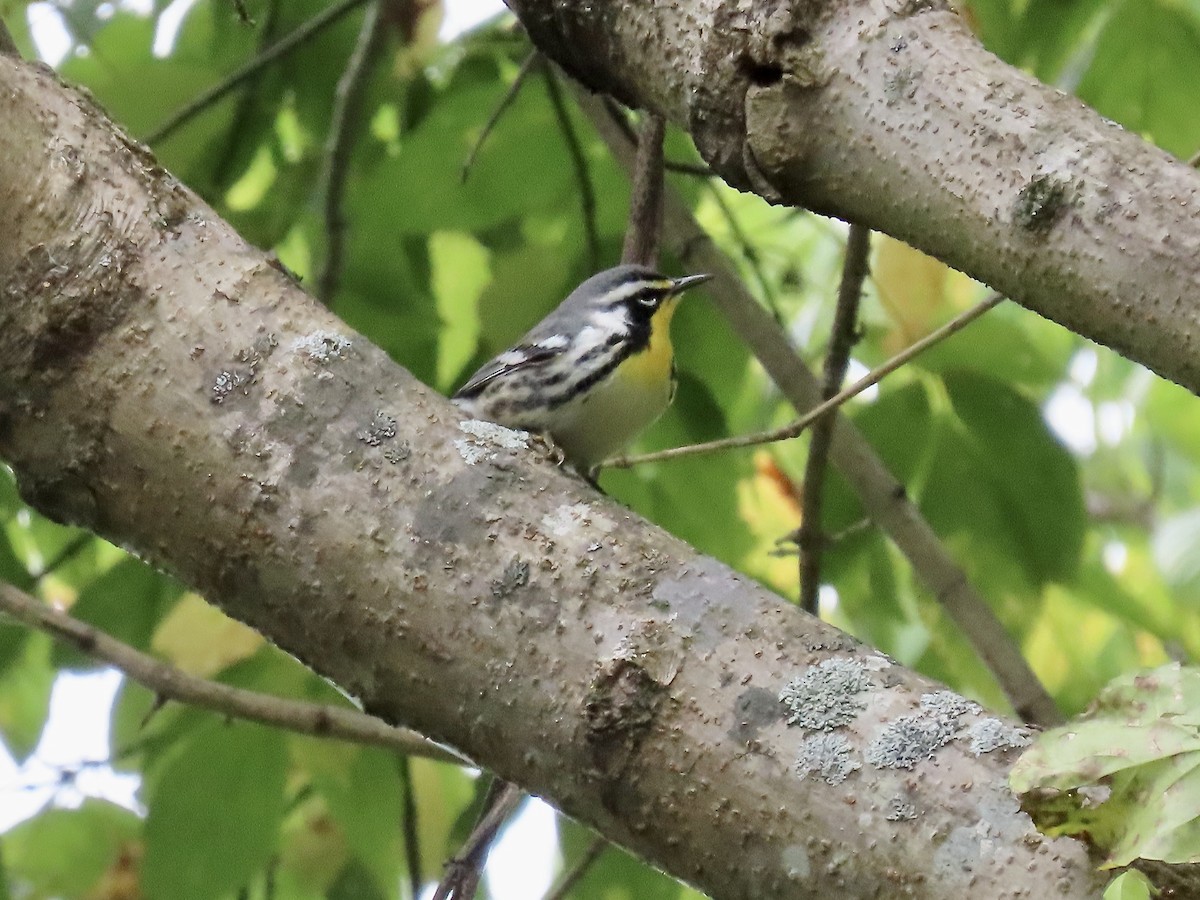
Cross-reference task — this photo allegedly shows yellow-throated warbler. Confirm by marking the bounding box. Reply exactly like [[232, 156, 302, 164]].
[[453, 264, 711, 468]]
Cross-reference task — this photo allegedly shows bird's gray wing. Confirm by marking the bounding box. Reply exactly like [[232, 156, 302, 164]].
[[452, 341, 565, 399]]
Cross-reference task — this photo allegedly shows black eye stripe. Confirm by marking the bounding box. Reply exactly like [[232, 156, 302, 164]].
[[630, 286, 662, 307]]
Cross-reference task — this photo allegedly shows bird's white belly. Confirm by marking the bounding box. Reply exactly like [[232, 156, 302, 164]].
[[548, 363, 673, 467]]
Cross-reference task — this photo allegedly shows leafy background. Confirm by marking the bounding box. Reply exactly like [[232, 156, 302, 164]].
[[1, 0, 1199, 897]]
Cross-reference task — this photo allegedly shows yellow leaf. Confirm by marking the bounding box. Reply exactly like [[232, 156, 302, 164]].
[[151, 593, 262, 677]]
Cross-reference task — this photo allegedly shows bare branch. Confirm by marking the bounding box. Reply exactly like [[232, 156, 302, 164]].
[[621, 113, 666, 267], [432, 780, 524, 900], [398, 756, 423, 897], [665, 160, 714, 178], [144, 0, 371, 144], [461, 51, 540, 183], [798, 222, 871, 614], [606, 292, 1002, 468], [704, 183, 782, 320], [317, 0, 389, 305], [0, 18, 19, 57], [230, 0, 255, 26], [544, 64, 601, 270], [0, 583, 468, 765], [544, 837, 607, 900]]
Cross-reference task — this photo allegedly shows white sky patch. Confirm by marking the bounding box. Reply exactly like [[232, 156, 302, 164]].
[[486, 797, 558, 900], [1097, 400, 1133, 446], [818, 584, 840, 617], [440, 0, 508, 41], [154, 0, 201, 58], [1103, 540, 1128, 575], [842, 358, 877, 402], [1044, 383, 1096, 455], [26, 3, 72, 65], [0, 669, 140, 833], [1068, 347, 1098, 386]]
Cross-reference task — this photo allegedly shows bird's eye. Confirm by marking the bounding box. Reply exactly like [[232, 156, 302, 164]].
[[637, 293, 659, 307]]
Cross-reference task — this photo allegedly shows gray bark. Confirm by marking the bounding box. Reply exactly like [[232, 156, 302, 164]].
[[0, 58, 1106, 899], [509, 0, 1200, 396]]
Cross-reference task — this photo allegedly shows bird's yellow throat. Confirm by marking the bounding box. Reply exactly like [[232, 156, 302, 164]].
[[616, 294, 681, 386]]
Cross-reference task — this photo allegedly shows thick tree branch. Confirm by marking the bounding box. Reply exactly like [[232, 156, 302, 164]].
[[0, 583, 466, 764], [509, 0, 1200, 398], [0, 56, 1099, 899]]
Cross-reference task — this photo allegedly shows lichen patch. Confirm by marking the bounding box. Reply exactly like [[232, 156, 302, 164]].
[[779, 658, 872, 731], [454, 418, 530, 465]]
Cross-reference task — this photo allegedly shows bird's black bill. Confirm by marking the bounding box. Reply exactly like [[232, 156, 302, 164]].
[[669, 273, 713, 294]]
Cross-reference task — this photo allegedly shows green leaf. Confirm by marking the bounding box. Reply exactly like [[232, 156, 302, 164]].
[[306, 745, 404, 895], [4, 800, 140, 898], [1076, 0, 1200, 157], [557, 817, 695, 899], [972, 0, 1112, 84], [143, 720, 288, 900], [326, 859, 387, 900], [1104, 870, 1154, 900], [823, 381, 934, 533], [0, 634, 53, 761], [351, 76, 577, 237], [914, 305, 1070, 391], [0, 622, 29, 682], [1153, 508, 1200, 603], [51, 559, 183, 670], [409, 758, 477, 878], [430, 231, 491, 392], [1012, 664, 1200, 865], [943, 370, 1085, 584], [918, 421, 1030, 596]]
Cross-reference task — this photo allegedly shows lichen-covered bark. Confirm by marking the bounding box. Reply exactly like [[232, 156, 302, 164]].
[[509, 0, 1200, 396], [0, 58, 1106, 900]]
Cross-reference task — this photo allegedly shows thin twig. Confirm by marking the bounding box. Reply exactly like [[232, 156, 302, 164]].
[[144, 0, 372, 144], [543, 65, 600, 270], [798, 223, 871, 614], [461, 51, 540, 183], [35, 532, 92, 581], [621, 113, 666, 267], [606, 291, 1003, 468], [0, 583, 468, 764], [665, 160, 714, 178], [317, 0, 389, 304], [576, 84, 1062, 727], [211, 0, 283, 186], [432, 779, 524, 900], [231, 0, 255, 26], [706, 183, 781, 320], [0, 17, 19, 56], [398, 755, 423, 899], [544, 837, 607, 900]]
